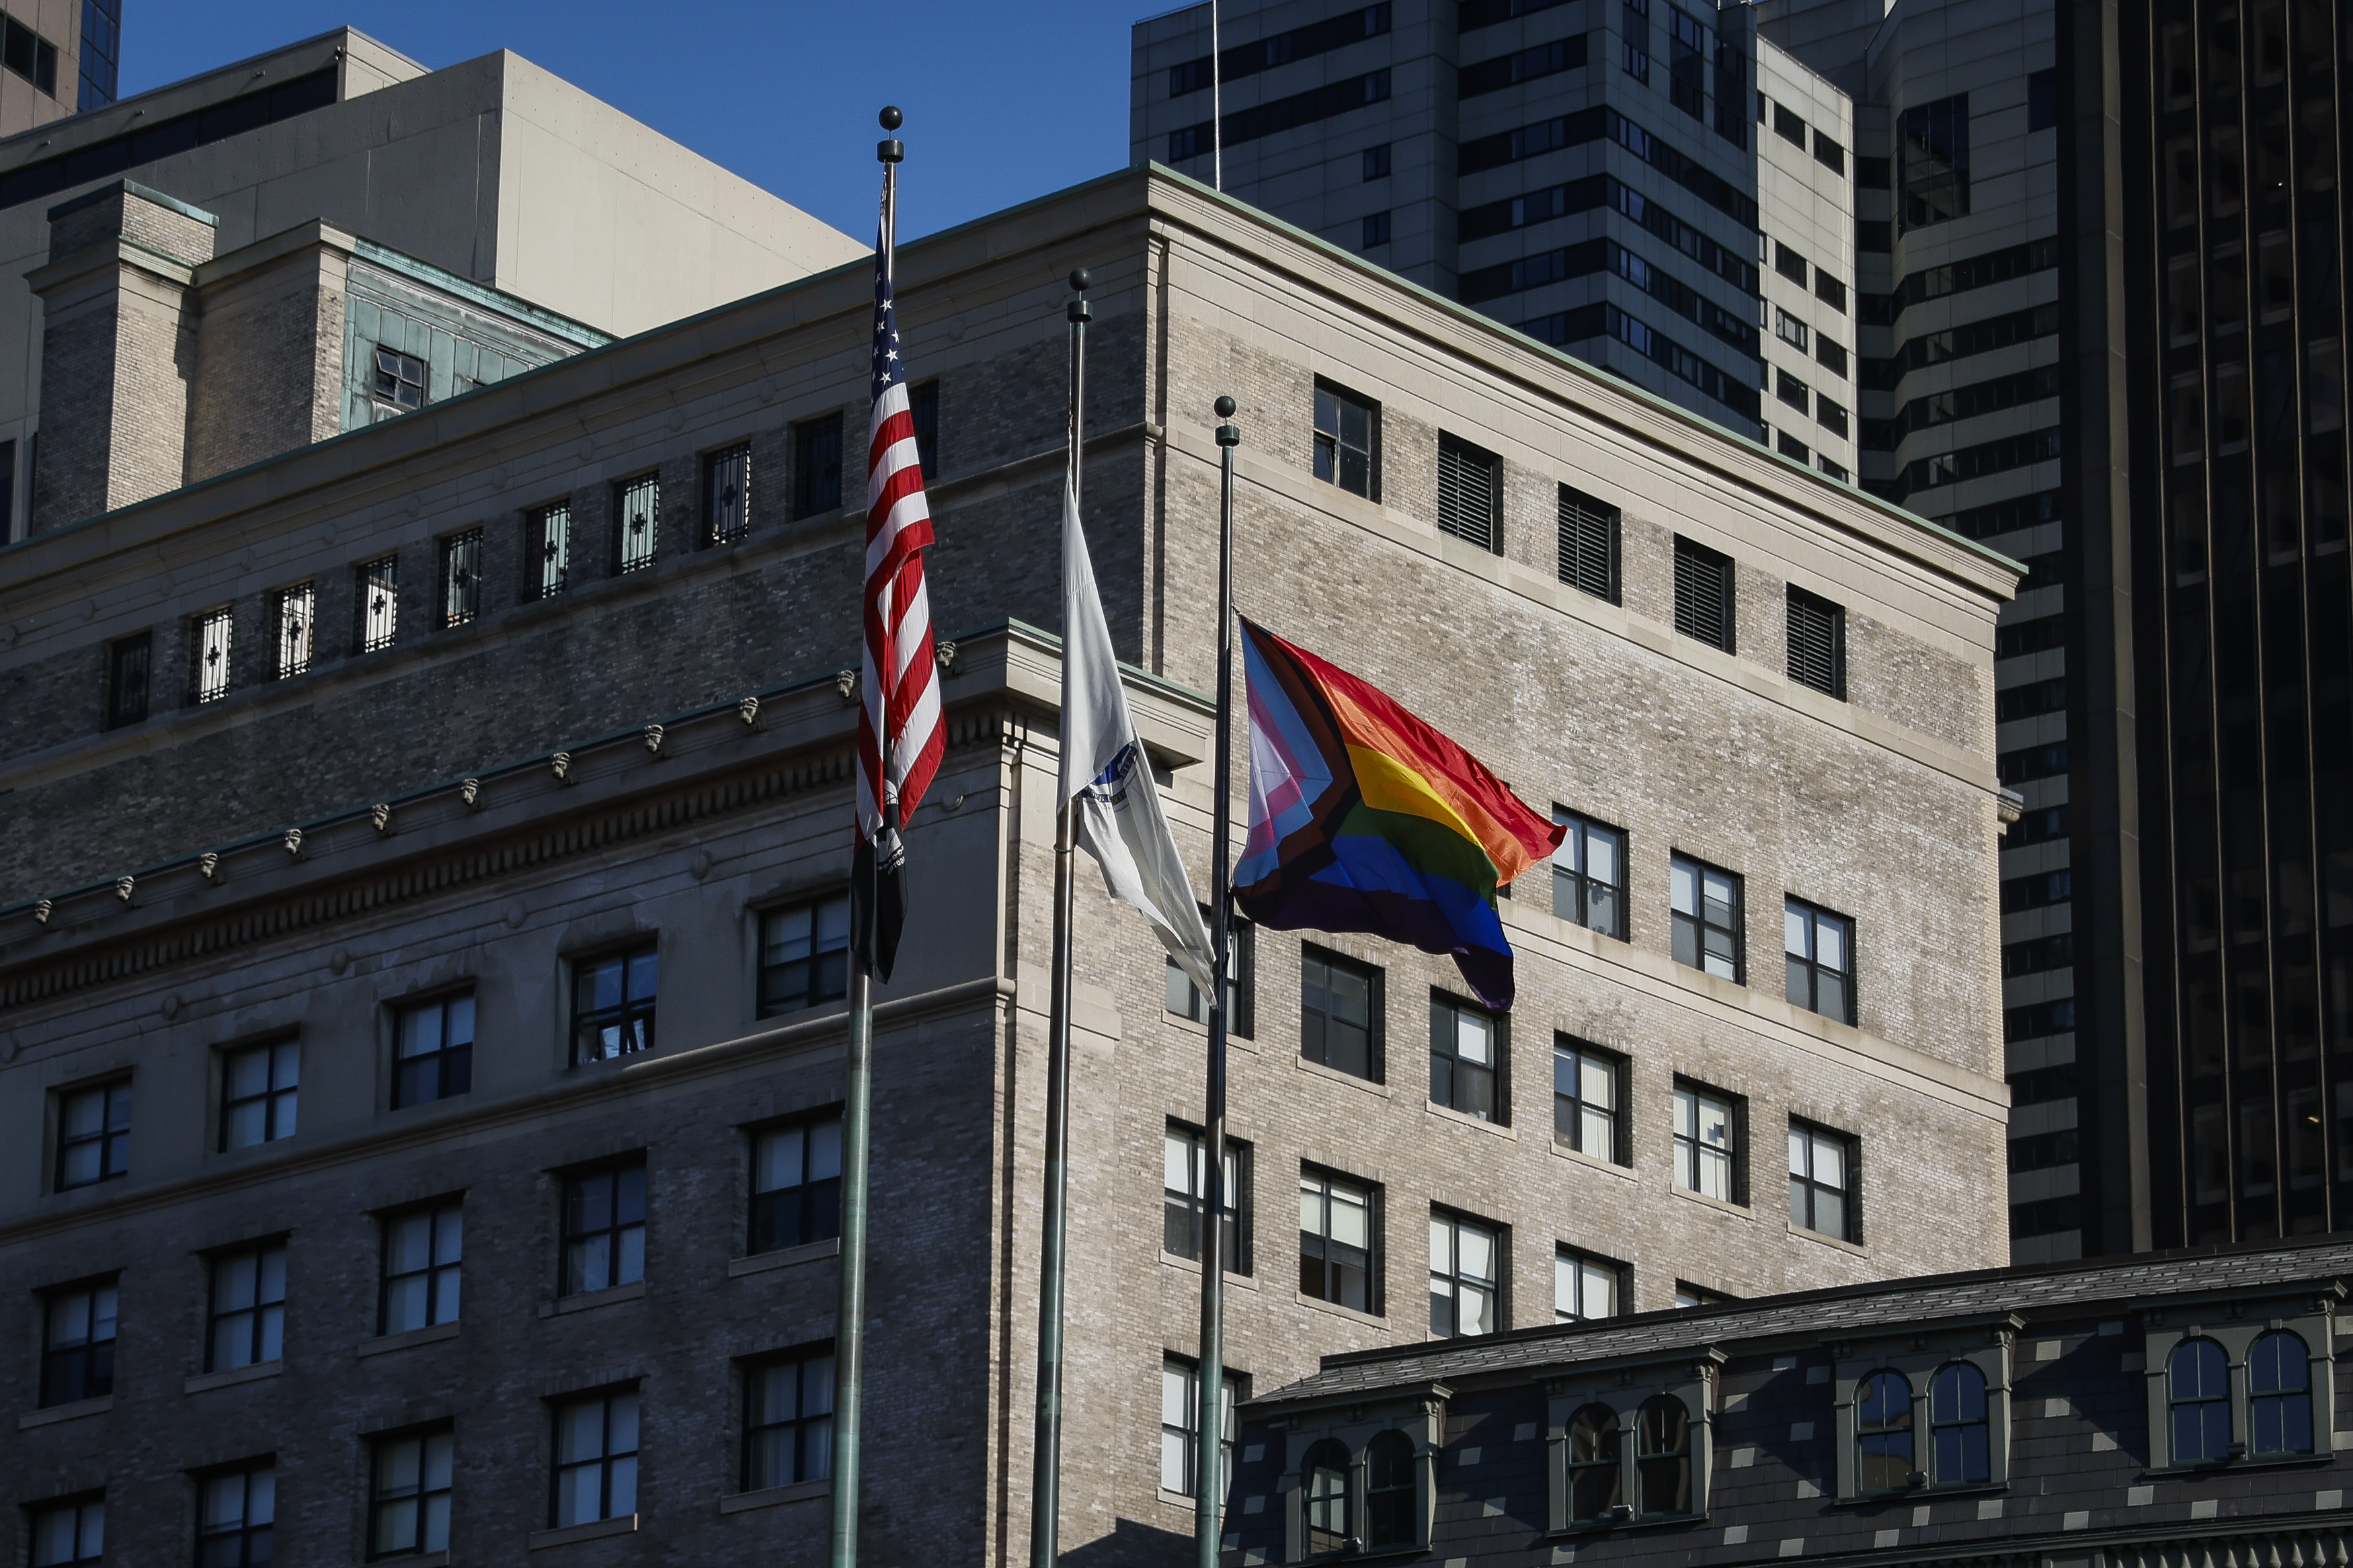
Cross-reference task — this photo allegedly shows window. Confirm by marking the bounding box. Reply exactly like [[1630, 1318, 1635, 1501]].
[[1816, 397, 1849, 439], [197, 1464, 274, 1567], [1304, 1437, 1353, 1555], [218, 1040, 298, 1150], [2027, 67, 2057, 132], [1776, 308, 1810, 350], [1301, 948, 1380, 1081], [530, 501, 571, 599], [553, 1390, 639, 1526], [192, 607, 233, 702], [1167, 913, 1254, 1036], [1772, 102, 1805, 146], [2250, 1330, 2314, 1455], [1901, 93, 1970, 229], [760, 895, 850, 1017], [745, 1348, 834, 1489], [370, 1428, 453, 1557], [1675, 1281, 1734, 1308], [1362, 210, 1392, 249], [615, 473, 660, 572], [438, 529, 481, 628], [1160, 1356, 1240, 1495], [1554, 1247, 1622, 1321], [563, 1161, 646, 1294], [1551, 809, 1626, 938], [1313, 381, 1379, 499], [751, 1115, 842, 1254], [104, 631, 149, 728], [40, 1280, 116, 1406], [1429, 994, 1501, 1120], [1163, 1122, 1244, 1268], [1777, 431, 1810, 463], [1364, 1430, 1417, 1545], [1817, 455, 1849, 482], [573, 943, 657, 1062], [1566, 1405, 1622, 1521], [1776, 369, 1810, 415], [1671, 855, 1742, 980], [1775, 241, 1808, 286], [1856, 1370, 1914, 1493], [355, 555, 399, 653], [1363, 142, 1392, 180], [1784, 897, 1853, 1018], [793, 413, 844, 519], [54, 1079, 130, 1190], [1673, 1082, 1739, 1201], [1816, 337, 1849, 378], [28, 1496, 103, 1565], [705, 442, 752, 544], [272, 583, 313, 677], [1788, 1121, 1855, 1238], [1428, 1210, 1501, 1337], [2169, 1339, 2231, 1464], [1816, 270, 1848, 312], [393, 993, 474, 1108], [1552, 1039, 1624, 1162], [1929, 1362, 1990, 1484], [1814, 131, 1845, 174], [1557, 484, 1620, 602], [1671, 537, 1734, 651], [206, 1242, 286, 1371], [1635, 1395, 1692, 1516], [1436, 433, 1501, 551], [909, 379, 939, 480], [1300, 1169, 1376, 1313], [380, 1201, 462, 1334], [373, 345, 426, 412]]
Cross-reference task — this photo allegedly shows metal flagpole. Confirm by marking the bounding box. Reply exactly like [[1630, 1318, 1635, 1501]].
[[1194, 396, 1242, 1566], [1031, 264, 1092, 1568], [1210, 1, 1223, 192]]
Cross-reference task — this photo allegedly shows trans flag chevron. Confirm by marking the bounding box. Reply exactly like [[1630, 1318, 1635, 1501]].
[[1234, 619, 1566, 1012]]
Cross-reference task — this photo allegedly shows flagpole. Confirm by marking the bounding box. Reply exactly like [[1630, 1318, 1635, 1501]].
[[1031, 264, 1091, 1568], [1210, 0, 1224, 192]]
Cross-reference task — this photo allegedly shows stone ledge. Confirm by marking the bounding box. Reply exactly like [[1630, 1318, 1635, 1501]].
[[357, 1319, 461, 1358], [184, 1360, 282, 1395], [537, 1280, 645, 1318], [18, 1393, 112, 1429], [718, 1479, 828, 1514], [529, 1514, 638, 1549], [727, 1237, 840, 1279]]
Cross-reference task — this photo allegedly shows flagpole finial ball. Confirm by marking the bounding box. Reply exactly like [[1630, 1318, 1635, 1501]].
[[879, 106, 903, 130], [1214, 396, 1236, 418], [1068, 267, 1092, 292]]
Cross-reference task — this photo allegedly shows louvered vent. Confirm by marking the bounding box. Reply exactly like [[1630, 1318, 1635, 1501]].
[[1673, 537, 1734, 651], [1437, 434, 1501, 552], [1557, 485, 1619, 602], [1787, 587, 1845, 698]]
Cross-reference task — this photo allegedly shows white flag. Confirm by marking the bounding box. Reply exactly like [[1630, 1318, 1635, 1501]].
[[1058, 483, 1217, 996]]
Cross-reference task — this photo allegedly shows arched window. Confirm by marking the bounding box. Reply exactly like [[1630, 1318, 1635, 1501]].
[[1856, 1370, 1915, 1492], [1365, 1431, 1417, 1548], [1636, 1395, 1692, 1516], [1303, 1438, 1352, 1555], [1566, 1403, 1623, 1522], [2251, 1330, 2314, 1456], [2168, 1338, 2231, 1464], [1927, 1362, 1990, 1485]]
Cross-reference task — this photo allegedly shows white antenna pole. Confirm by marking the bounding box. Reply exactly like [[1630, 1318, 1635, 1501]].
[[1211, 0, 1223, 191]]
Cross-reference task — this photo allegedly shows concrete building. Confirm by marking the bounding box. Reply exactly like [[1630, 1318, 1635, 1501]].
[[0, 0, 102, 138], [0, 56, 2018, 1568], [1228, 1234, 2353, 1567]]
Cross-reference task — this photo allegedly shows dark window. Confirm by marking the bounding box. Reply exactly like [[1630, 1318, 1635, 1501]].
[[1427, 1210, 1501, 1336], [1776, 240, 1808, 286], [1362, 209, 1392, 249], [751, 1114, 842, 1254], [909, 379, 940, 480], [372, 345, 426, 412], [1671, 855, 1742, 980], [552, 1389, 639, 1525], [1901, 93, 1970, 229], [355, 555, 399, 653], [1553, 1038, 1625, 1163], [272, 583, 315, 677], [1675, 1280, 1735, 1308], [1671, 536, 1734, 651], [760, 895, 850, 1017], [219, 1040, 298, 1150], [1314, 381, 1380, 499], [1784, 897, 1854, 1020], [1788, 1118, 1856, 1239], [1776, 308, 1810, 351], [1557, 484, 1620, 601], [1817, 454, 1849, 482], [2251, 1331, 2314, 1455], [1169, 4, 1392, 93], [2169, 1339, 2230, 1464], [370, 1427, 453, 1557], [1856, 1370, 1914, 1492], [1555, 1247, 1622, 1320], [1436, 432, 1502, 551], [1786, 587, 1845, 698], [1299, 1168, 1377, 1313], [1636, 1395, 1692, 1515], [2026, 68, 2057, 132], [573, 944, 657, 1063], [1814, 131, 1845, 173], [0, 437, 15, 536], [563, 1161, 646, 1294], [1166, 69, 1394, 163], [40, 1280, 116, 1407], [705, 443, 752, 545], [1566, 1405, 1622, 1520], [1163, 1122, 1246, 1269], [1673, 1079, 1742, 1201], [1304, 1437, 1353, 1553], [614, 474, 660, 573], [1858, 153, 1890, 188], [793, 413, 845, 519], [1859, 219, 1891, 253], [1302, 947, 1381, 1080], [380, 1200, 463, 1335], [438, 529, 481, 628], [745, 1348, 834, 1489], [394, 993, 475, 1108], [1167, 912, 1255, 1036], [1777, 431, 1810, 463], [1552, 809, 1626, 937], [1816, 270, 1848, 312], [1363, 142, 1392, 180], [28, 1494, 104, 1564], [206, 1242, 286, 1370], [1430, 993, 1503, 1120], [192, 607, 233, 702], [197, 1464, 274, 1567], [1929, 1361, 1990, 1483], [1773, 101, 1805, 146], [104, 632, 149, 729], [1364, 1428, 1417, 1544], [1817, 397, 1849, 438], [1778, 368, 1810, 413], [54, 1080, 130, 1190], [1461, 33, 1591, 95]]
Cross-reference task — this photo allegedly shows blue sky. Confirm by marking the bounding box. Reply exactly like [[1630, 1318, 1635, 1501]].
[[121, 1, 1150, 242]]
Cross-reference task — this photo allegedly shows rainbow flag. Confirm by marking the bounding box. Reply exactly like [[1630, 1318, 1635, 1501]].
[[1235, 619, 1564, 1012]]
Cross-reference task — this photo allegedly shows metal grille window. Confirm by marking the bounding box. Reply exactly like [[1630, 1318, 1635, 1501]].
[[54, 1080, 130, 1190], [272, 583, 314, 677], [1163, 1122, 1244, 1268], [1788, 1119, 1856, 1239], [355, 556, 399, 653], [705, 442, 752, 544], [1552, 1038, 1624, 1161], [910, 379, 940, 479], [1428, 1210, 1501, 1337], [1160, 1356, 1240, 1496], [192, 607, 233, 702], [29, 1495, 103, 1565], [1166, 913, 1254, 1036], [793, 413, 844, 518], [1437, 432, 1502, 551], [1554, 1245, 1622, 1321], [750, 1115, 842, 1254], [393, 993, 474, 1109], [1429, 993, 1502, 1120], [759, 895, 850, 1017], [552, 1389, 639, 1526], [1672, 536, 1734, 651], [573, 943, 657, 1062], [1552, 809, 1626, 937], [563, 1161, 646, 1294], [198, 1464, 274, 1567], [1557, 484, 1620, 601], [1313, 380, 1379, 499], [1784, 897, 1854, 1020], [1674, 1082, 1741, 1201], [1302, 948, 1380, 1080], [745, 1350, 834, 1490], [532, 501, 571, 598], [1786, 587, 1845, 697], [104, 631, 148, 728], [1299, 1169, 1377, 1312], [206, 1242, 286, 1370], [40, 1280, 116, 1406], [438, 529, 481, 628], [380, 1201, 463, 1334], [219, 1040, 298, 1149], [373, 345, 426, 411], [615, 474, 660, 572], [1671, 854, 1743, 979], [370, 1428, 453, 1557]]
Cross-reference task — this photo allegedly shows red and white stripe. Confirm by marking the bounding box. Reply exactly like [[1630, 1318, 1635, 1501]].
[[858, 378, 943, 835]]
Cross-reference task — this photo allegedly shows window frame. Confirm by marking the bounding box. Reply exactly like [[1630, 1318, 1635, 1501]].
[[561, 1157, 648, 1296], [354, 554, 399, 654], [1281, 1399, 1441, 1560], [205, 1239, 288, 1372], [1832, 1334, 2012, 1499], [1300, 944, 1383, 1082], [1429, 991, 1506, 1123], [1160, 1354, 1243, 1498], [1551, 808, 1628, 939], [1786, 585, 1847, 700], [391, 989, 475, 1110], [757, 893, 852, 1019], [1298, 1165, 1381, 1316], [104, 629, 149, 729], [1435, 431, 1503, 553], [438, 527, 482, 628], [1554, 1245, 1624, 1323], [614, 472, 661, 573], [571, 940, 659, 1064], [38, 1276, 118, 1407], [748, 1110, 844, 1257], [1427, 1207, 1504, 1338], [1670, 854, 1744, 981], [217, 1037, 300, 1152], [1163, 1120, 1250, 1274], [1552, 1036, 1628, 1165], [741, 1344, 835, 1493], [704, 441, 753, 545], [270, 581, 314, 678], [372, 343, 426, 412], [792, 411, 846, 520], [1166, 911, 1256, 1036], [1556, 483, 1621, 602], [1853, 1369, 1915, 1495], [52, 1077, 131, 1192], [1787, 1116, 1860, 1241], [908, 378, 940, 481], [378, 1198, 463, 1336], [191, 605, 234, 703], [1312, 378, 1382, 501], [1546, 1358, 1719, 1530], [27, 1492, 104, 1565], [196, 1460, 276, 1567], [1672, 1078, 1745, 1204], [367, 1423, 454, 1559], [528, 500, 571, 600], [550, 1386, 641, 1527], [1784, 895, 1856, 1021], [2143, 1309, 2337, 1470], [1671, 536, 1735, 652]]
